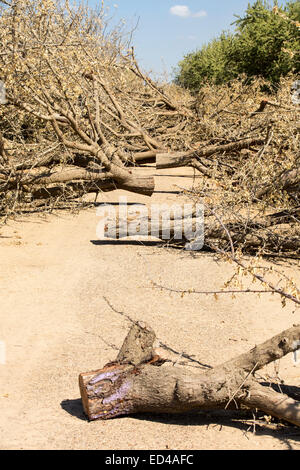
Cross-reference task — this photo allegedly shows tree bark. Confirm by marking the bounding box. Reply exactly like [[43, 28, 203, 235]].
[[97, 206, 299, 254], [79, 323, 300, 426], [98, 206, 203, 249], [242, 382, 300, 427]]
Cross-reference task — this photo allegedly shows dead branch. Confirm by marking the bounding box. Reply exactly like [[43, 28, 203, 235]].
[[0, 166, 155, 196], [156, 138, 265, 170]]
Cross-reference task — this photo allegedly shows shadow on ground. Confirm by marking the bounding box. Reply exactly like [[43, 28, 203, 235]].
[[90, 240, 165, 247], [61, 398, 300, 449], [61, 399, 87, 421]]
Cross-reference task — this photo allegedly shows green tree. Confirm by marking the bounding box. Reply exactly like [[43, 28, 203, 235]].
[[231, 0, 300, 84], [174, 32, 238, 91], [175, 1, 300, 92]]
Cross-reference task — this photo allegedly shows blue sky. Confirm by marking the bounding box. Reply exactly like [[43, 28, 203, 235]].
[[88, 1, 268, 79]]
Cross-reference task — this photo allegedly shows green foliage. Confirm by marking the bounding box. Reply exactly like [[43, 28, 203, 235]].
[[175, 1, 300, 92], [174, 33, 238, 91]]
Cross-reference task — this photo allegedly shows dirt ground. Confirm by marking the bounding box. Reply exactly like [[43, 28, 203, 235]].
[[0, 165, 299, 450]]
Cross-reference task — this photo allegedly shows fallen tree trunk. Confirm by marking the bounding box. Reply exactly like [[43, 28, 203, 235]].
[[97, 205, 204, 250], [156, 138, 265, 170], [96, 205, 300, 255], [0, 166, 155, 197], [79, 322, 300, 426]]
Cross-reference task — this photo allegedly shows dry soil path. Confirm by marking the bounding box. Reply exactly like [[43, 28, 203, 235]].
[[0, 166, 299, 450]]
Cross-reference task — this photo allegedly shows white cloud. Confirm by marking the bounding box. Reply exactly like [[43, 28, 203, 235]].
[[193, 10, 207, 18], [170, 5, 207, 19], [170, 5, 191, 18]]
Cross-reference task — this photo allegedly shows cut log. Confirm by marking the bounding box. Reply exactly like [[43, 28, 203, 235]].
[[97, 205, 204, 250], [156, 138, 265, 170], [79, 323, 300, 426], [156, 151, 192, 170], [96, 205, 300, 255]]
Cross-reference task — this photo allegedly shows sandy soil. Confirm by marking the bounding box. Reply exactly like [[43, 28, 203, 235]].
[[0, 165, 299, 450]]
